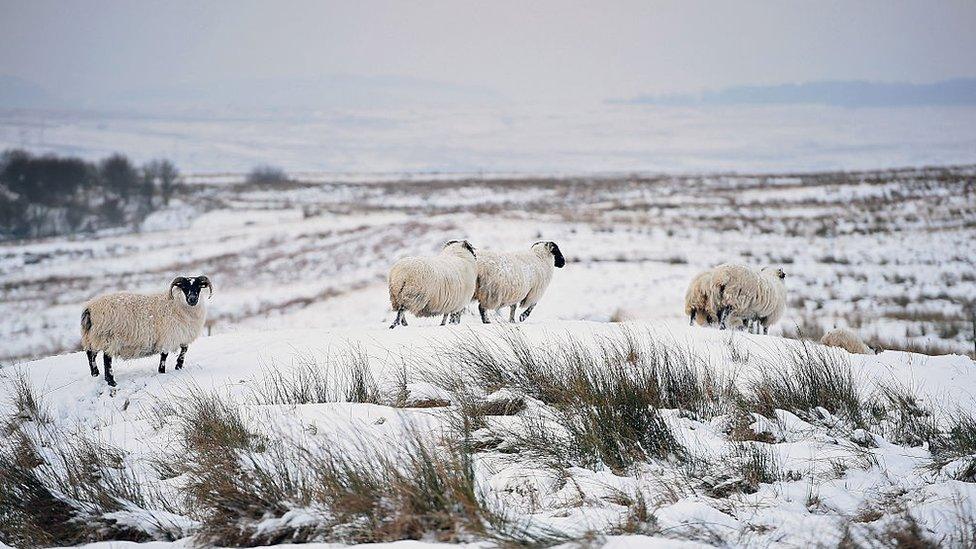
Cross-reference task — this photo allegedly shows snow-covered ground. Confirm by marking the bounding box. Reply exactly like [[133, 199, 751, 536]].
[[3, 321, 975, 547], [1, 161, 975, 547]]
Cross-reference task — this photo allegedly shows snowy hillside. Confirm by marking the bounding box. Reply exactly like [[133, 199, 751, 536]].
[[2, 165, 975, 547], [2, 165, 974, 365], [2, 321, 975, 547]]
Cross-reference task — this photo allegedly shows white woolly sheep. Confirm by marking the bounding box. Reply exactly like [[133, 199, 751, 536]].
[[81, 276, 213, 386], [473, 241, 566, 323], [710, 263, 788, 333], [821, 328, 874, 355], [388, 240, 478, 329]]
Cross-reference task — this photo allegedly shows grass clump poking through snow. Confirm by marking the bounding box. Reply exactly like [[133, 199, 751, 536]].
[[746, 341, 864, 426], [251, 346, 379, 405], [0, 380, 187, 547], [177, 389, 551, 546], [429, 328, 735, 472]]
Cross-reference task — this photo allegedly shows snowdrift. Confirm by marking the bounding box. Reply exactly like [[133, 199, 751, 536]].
[[2, 320, 975, 547]]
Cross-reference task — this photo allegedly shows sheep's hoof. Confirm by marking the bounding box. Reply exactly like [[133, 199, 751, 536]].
[[175, 363, 184, 371], [106, 379, 117, 387], [158, 366, 166, 374], [90, 369, 99, 377]]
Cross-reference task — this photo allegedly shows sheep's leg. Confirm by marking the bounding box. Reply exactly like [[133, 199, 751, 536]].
[[440, 314, 449, 326], [86, 350, 99, 377], [175, 345, 188, 370], [519, 305, 536, 322], [103, 354, 116, 387], [390, 308, 405, 329], [452, 311, 462, 324], [689, 309, 697, 326], [760, 318, 769, 335], [158, 352, 168, 374], [718, 307, 729, 330], [509, 305, 517, 323], [479, 305, 490, 324]]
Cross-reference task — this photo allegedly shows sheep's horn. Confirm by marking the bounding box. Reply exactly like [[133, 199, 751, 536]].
[[198, 276, 214, 298], [169, 277, 185, 300]]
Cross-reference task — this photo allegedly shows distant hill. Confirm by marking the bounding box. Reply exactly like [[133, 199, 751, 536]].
[[0, 75, 58, 109], [614, 78, 976, 107], [0, 73, 503, 113]]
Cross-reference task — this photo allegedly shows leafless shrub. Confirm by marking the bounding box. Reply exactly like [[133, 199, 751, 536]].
[[246, 164, 290, 186]]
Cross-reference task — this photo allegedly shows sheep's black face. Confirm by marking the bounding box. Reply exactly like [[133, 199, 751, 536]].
[[445, 239, 477, 259], [548, 242, 566, 268], [171, 276, 213, 306]]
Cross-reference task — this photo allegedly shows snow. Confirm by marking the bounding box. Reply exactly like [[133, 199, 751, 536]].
[[4, 320, 975, 547]]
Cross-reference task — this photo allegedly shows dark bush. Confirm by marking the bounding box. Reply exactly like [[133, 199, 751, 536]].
[[246, 165, 290, 185], [0, 149, 180, 241]]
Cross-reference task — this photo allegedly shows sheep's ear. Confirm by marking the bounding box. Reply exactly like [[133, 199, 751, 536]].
[[549, 242, 566, 268], [462, 240, 476, 258]]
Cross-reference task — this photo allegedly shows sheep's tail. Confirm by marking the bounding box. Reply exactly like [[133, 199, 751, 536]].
[[81, 308, 92, 334]]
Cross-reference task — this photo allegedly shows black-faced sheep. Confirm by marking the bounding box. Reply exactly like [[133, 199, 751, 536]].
[[473, 241, 566, 323], [81, 276, 213, 386]]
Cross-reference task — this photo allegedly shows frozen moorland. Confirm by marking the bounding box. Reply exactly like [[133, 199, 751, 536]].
[[1, 163, 975, 547], [1, 165, 974, 364]]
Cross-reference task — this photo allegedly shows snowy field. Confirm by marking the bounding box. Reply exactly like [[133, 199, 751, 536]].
[[2, 165, 974, 365], [1, 162, 975, 547], [4, 321, 976, 547]]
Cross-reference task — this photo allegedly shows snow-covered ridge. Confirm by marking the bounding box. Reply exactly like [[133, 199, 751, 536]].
[[3, 321, 975, 547]]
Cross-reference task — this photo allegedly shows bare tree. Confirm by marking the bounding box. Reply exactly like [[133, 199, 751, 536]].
[[144, 159, 179, 206]]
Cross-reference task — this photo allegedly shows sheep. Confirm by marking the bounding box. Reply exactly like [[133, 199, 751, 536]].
[[750, 266, 788, 334], [821, 328, 874, 354], [473, 241, 566, 323], [711, 264, 788, 333], [684, 268, 720, 326], [81, 276, 213, 386], [388, 240, 478, 329]]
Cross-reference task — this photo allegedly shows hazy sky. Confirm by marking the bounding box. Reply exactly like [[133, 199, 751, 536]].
[[2, 0, 975, 104]]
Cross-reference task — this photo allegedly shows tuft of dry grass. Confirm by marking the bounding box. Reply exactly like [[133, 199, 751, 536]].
[[745, 341, 864, 426], [251, 346, 379, 406]]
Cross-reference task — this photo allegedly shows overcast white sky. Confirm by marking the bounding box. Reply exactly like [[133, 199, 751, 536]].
[[2, 0, 975, 104]]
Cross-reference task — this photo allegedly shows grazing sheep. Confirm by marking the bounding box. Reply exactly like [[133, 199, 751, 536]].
[[821, 328, 874, 354], [388, 240, 478, 329], [710, 263, 759, 330], [711, 264, 788, 333], [473, 241, 566, 323], [749, 267, 788, 334], [81, 276, 213, 386], [684, 269, 719, 326]]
